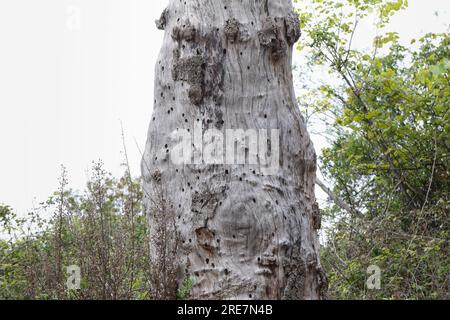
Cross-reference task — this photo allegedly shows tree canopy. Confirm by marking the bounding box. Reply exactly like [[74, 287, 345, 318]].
[[296, 0, 449, 299]]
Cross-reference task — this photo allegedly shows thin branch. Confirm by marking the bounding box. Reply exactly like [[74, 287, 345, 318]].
[[421, 131, 438, 215], [316, 178, 363, 217]]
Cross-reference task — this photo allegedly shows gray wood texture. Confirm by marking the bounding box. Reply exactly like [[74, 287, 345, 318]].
[[142, 0, 327, 300]]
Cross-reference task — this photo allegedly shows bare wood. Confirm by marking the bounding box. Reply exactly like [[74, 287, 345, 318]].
[[142, 0, 326, 300]]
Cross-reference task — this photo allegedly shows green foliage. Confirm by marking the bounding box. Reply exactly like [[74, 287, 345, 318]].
[[297, 0, 449, 299], [295, 0, 408, 58], [0, 163, 152, 300], [176, 277, 194, 300]]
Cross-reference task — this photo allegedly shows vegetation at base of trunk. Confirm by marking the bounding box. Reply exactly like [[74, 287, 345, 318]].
[[0, 162, 153, 300], [296, 0, 449, 299], [176, 277, 195, 300]]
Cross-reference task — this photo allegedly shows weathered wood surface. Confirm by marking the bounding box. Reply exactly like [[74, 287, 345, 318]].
[[142, 0, 327, 300]]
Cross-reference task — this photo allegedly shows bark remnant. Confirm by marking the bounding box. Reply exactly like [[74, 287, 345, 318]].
[[155, 8, 169, 30]]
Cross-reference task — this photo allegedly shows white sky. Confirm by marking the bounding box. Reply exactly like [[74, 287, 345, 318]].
[[0, 0, 448, 215]]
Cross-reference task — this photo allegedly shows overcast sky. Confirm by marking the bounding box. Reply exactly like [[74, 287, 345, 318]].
[[0, 0, 448, 215]]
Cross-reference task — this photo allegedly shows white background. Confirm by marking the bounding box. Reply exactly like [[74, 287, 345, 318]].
[[0, 0, 448, 215]]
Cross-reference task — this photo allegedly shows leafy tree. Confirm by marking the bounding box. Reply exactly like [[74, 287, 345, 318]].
[[296, 0, 449, 299]]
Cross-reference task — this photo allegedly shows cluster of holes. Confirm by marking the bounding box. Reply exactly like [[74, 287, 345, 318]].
[[154, 11, 292, 285]]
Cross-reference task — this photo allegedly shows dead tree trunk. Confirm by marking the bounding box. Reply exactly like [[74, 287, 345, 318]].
[[142, 0, 327, 300]]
